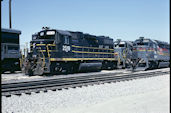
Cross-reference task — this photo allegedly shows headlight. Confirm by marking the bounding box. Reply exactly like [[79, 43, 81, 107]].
[[46, 31, 55, 35], [40, 32, 44, 36]]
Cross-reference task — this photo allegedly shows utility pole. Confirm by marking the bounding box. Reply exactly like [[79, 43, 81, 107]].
[[9, 0, 12, 28]]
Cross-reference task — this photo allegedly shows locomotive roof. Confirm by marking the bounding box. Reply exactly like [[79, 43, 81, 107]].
[[154, 40, 169, 45], [1, 28, 21, 34], [125, 41, 133, 45], [40, 29, 71, 36], [98, 36, 111, 39], [135, 38, 169, 45], [68, 31, 113, 40], [43, 28, 113, 40], [69, 31, 83, 34], [114, 40, 133, 45], [135, 38, 151, 41], [56, 30, 71, 36], [135, 38, 155, 44]]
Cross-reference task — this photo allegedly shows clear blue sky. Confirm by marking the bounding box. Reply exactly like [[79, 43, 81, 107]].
[[2, 0, 170, 48]]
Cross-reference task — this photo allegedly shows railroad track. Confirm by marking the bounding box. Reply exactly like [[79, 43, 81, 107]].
[[2, 70, 169, 97]]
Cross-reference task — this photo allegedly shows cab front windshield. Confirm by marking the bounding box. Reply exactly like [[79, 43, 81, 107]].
[[134, 40, 149, 47], [114, 43, 125, 48], [136, 42, 149, 46]]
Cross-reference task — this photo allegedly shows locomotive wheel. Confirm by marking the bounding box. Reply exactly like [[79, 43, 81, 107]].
[[28, 69, 34, 76], [66, 62, 76, 74], [73, 63, 79, 73], [10, 70, 15, 73], [65, 66, 74, 74], [149, 61, 158, 69], [155, 61, 159, 69], [1, 70, 5, 74], [153, 61, 158, 69], [111, 62, 117, 70], [148, 62, 153, 69], [64, 62, 80, 74]]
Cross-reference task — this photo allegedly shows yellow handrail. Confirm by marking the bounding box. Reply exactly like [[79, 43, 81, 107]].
[[46, 45, 51, 66], [72, 45, 114, 51], [122, 48, 127, 59], [117, 53, 121, 65], [72, 50, 114, 54], [46, 45, 51, 58], [39, 47, 45, 68]]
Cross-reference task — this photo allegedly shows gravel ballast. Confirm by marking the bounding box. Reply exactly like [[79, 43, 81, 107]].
[[2, 72, 169, 113]]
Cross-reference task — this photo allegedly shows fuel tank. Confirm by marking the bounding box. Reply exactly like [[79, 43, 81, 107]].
[[78, 62, 102, 72]]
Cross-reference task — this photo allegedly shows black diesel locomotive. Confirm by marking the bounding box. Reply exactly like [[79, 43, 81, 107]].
[[24, 28, 170, 76], [1, 28, 21, 73], [131, 37, 170, 70], [25, 27, 118, 75]]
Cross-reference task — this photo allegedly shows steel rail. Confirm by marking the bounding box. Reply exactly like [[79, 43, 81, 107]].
[[2, 72, 123, 85], [2, 70, 169, 97], [1, 71, 163, 89]]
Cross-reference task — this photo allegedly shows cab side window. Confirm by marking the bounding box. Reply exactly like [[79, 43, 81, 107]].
[[153, 44, 156, 48], [149, 43, 153, 47], [64, 36, 69, 44]]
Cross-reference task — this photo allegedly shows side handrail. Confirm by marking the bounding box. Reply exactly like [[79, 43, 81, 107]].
[[39, 47, 46, 68], [46, 45, 51, 58]]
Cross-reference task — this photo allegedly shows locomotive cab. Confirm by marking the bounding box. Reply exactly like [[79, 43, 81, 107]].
[[1, 28, 21, 73], [114, 39, 133, 68], [132, 37, 153, 70], [26, 28, 74, 75], [133, 37, 158, 59], [131, 37, 170, 71]]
